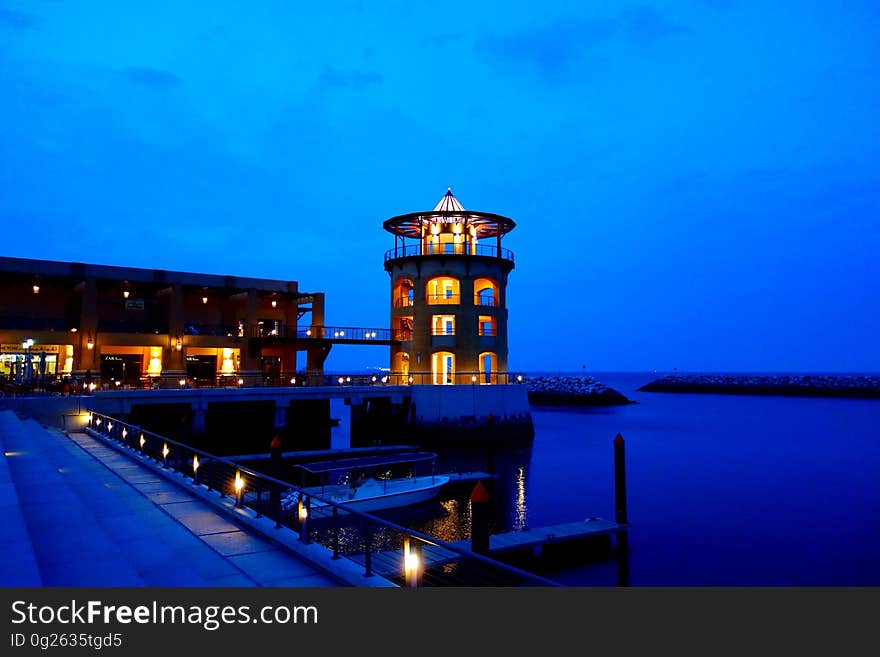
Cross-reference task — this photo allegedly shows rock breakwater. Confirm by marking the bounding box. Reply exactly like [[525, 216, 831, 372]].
[[638, 374, 880, 399], [526, 375, 633, 406]]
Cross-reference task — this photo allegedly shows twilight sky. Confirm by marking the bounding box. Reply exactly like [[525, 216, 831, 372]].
[[1, 1, 878, 372]]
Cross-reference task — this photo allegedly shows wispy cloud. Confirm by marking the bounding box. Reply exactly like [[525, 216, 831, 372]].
[[318, 66, 383, 90], [0, 7, 38, 29], [122, 67, 182, 88], [479, 7, 687, 78]]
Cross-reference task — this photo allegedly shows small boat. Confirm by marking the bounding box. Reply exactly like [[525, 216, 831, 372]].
[[281, 452, 449, 513]]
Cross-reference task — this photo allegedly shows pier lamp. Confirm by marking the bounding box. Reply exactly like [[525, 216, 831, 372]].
[[178, 378, 186, 387], [139, 434, 145, 451], [107, 421, 113, 432], [306, 329, 311, 336], [517, 375, 523, 383], [123, 289, 130, 299], [408, 376, 414, 385], [88, 383, 96, 392], [346, 376, 351, 383], [471, 375, 477, 384], [297, 496, 310, 543], [192, 455, 200, 482], [86, 334, 94, 350], [162, 443, 170, 467], [290, 377, 296, 385], [371, 376, 377, 383], [403, 538, 422, 588], [121, 427, 127, 440], [234, 471, 244, 506], [95, 417, 101, 427], [237, 377, 244, 387], [338, 376, 344, 385], [202, 296, 208, 304]]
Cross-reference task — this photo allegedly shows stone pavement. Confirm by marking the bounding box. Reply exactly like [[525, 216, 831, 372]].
[[0, 410, 339, 587]]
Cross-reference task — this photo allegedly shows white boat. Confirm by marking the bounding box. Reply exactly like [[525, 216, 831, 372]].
[[281, 451, 449, 513]]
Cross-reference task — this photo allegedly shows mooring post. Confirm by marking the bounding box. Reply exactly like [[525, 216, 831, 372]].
[[614, 433, 630, 585], [614, 433, 628, 526], [471, 480, 491, 555]]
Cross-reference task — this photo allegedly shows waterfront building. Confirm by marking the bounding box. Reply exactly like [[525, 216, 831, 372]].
[[383, 189, 517, 384], [0, 257, 326, 387]]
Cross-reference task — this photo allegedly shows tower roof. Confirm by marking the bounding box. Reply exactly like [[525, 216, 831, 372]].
[[433, 187, 464, 212]]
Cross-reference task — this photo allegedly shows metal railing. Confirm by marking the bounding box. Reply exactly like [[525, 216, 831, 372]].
[[385, 244, 514, 262], [85, 411, 557, 587], [251, 325, 404, 342], [426, 294, 460, 305], [392, 297, 415, 308]]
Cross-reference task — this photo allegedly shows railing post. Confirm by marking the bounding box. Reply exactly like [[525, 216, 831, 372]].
[[332, 506, 340, 559], [363, 523, 373, 578]]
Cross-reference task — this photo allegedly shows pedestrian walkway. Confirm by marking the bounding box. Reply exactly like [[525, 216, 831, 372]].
[[0, 410, 340, 587]]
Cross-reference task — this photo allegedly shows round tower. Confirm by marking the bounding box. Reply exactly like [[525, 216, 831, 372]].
[[383, 188, 516, 385]]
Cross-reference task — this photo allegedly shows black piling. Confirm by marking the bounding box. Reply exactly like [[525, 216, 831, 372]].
[[470, 481, 491, 555], [613, 433, 630, 586]]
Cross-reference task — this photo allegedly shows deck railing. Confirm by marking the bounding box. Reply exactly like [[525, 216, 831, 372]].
[[385, 244, 514, 262], [85, 411, 557, 587]]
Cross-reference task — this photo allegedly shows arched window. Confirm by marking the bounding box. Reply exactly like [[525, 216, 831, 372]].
[[393, 278, 414, 307], [479, 352, 497, 384], [426, 276, 460, 305], [474, 278, 499, 306], [432, 351, 455, 385]]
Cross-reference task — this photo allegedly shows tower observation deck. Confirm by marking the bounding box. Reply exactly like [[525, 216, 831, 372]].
[[383, 188, 517, 385]]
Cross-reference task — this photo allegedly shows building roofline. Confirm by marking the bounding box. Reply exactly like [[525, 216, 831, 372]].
[[0, 255, 301, 294]]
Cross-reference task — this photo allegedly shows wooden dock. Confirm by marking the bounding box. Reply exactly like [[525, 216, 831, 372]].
[[350, 517, 624, 579]]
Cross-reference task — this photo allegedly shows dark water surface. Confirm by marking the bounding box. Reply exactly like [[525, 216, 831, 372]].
[[406, 372, 880, 585]]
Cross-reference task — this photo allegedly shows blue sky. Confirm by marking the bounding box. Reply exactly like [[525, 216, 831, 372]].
[[1, 1, 878, 372]]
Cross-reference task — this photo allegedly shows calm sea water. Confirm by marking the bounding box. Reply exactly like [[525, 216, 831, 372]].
[[398, 372, 880, 585]]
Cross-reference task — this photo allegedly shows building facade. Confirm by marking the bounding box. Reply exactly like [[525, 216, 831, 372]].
[[383, 189, 517, 384], [0, 257, 327, 387]]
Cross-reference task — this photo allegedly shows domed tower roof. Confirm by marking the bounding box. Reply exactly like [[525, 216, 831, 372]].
[[433, 188, 464, 212]]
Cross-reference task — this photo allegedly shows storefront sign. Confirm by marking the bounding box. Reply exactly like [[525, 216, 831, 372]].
[[1, 343, 61, 354]]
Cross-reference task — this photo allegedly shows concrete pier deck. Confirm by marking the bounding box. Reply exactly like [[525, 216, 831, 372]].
[[0, 410, 340, 586]]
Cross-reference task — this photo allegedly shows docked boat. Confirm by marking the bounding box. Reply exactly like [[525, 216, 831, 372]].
[[281, 452, 449, 513]]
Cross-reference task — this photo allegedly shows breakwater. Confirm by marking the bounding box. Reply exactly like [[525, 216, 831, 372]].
[[526, 376, 633, 406], [638, 374, 880, 399]]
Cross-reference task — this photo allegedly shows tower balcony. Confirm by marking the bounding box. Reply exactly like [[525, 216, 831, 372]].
[[384, 243, 514, 263]]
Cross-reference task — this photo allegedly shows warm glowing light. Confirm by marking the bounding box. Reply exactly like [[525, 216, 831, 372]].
[[408, 376, 414, 384], [339, 330, 344, 337], [107, 421, 113, 431], [471, 375, 477, 383], [517, 375, 523, 382], [381, 376, 388, 383], [346, 376, 351, 383], [114, 380, 121, 387], [139, 434, 145, 449], [202, 296, 208, 304], [121, 428, 127, 439], [404, 550, 420, 575], [298, 504, 308, 522], [234, 471, 244, 493], [32, 285, 40, 294], [306, 329, 311, 336], [179, 378, 186, 387], [192, 455, 200, 472], [237, 378, 244, 386], [88, 382, 96, 391], [123, 290, 130, 299], [371, 376, 377, 383], [147, 347, 162, 375], [220, 348, 236, 374], [87, 339, 94, 350], [290, 377, 296, 384], [70, 327, 78, 333], [162, 443, 170, 459], [338, 377, 344, 385], [95, 417, 102, 426], [271, 300, 277, 308], [175, 338, 182, 352]]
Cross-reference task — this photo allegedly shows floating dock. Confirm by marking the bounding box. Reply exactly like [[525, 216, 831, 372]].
[[350, 517, 625, 579]]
